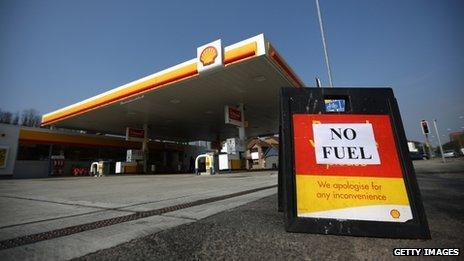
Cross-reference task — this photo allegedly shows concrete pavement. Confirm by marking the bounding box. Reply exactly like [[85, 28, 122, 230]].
[[0, 171, 277, 260]]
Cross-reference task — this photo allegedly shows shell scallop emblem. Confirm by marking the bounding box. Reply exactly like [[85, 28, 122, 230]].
[[200, 46, 218, 66], [390, 209, 401, 219]]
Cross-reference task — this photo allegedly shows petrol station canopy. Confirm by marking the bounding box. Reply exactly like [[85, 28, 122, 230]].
[[41, 34, 304, 142]]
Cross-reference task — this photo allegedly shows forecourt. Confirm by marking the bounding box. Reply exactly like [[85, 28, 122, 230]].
[[0, 171, 278, 260], [41, 34, 303, 144]]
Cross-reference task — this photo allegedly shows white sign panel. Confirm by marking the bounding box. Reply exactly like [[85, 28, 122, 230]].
[[407, 142, 418, 152], [126, 149, 144, 162], [313, 123, 380, 165], [219, 154, 230, 170], [225, 138, 245, 154], [197, 39, 223, 73], [251, 152, 259, 160]]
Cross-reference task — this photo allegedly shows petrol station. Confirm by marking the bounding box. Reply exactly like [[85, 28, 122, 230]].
[[38, 34, 303, 175], [0, 33, 432, 242]]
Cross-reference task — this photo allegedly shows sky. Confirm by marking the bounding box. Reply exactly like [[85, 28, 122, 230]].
[[0, 0, 463, 144]]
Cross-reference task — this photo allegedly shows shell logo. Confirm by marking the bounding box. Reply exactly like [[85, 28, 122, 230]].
[[200, 46, 218, 66], [390, 209, 401, 219]]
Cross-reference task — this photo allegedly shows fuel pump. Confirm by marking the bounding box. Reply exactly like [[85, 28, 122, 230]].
[[195, 152, 218, 175]]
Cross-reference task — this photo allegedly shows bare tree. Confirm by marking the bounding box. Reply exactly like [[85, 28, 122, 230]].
[[11, 112, 20, 125], [0, 109, 13, 124], [0, 108, 42, 126], [21, 109, 41, 127]]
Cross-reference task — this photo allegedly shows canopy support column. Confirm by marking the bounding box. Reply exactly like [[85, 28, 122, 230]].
[[142, 123, 148, 173], [238, 103, 246, 167]]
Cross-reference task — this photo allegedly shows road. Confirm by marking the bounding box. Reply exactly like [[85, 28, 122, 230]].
[[0, 159, 463, 260]]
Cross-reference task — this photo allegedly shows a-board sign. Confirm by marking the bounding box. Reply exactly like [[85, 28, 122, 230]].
[[279, 87, 430, 239]]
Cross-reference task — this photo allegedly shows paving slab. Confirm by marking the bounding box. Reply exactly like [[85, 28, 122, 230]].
[[0, 215, 193, 261], [0, 209, 134, 241], [0, 171, 277, 209], [163, 188, 276, 220], [0, 197, 100, 228]]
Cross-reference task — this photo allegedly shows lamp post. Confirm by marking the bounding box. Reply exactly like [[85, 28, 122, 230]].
[[315, 0, 334, 87], [433, 119, 446, 163]]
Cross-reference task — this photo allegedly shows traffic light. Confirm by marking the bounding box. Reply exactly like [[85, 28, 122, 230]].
[[421, 120, 429, 135]]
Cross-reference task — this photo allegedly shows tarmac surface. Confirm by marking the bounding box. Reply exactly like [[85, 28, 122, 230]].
[[0, 159, 463, 260]]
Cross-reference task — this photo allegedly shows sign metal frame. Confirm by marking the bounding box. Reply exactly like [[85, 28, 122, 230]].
[[279, 87, 430, 239]]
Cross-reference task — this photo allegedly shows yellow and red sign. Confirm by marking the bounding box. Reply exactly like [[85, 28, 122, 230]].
[[228, 107, 241, 122], [293, 114, 412, 222], [125, 127, 145, 142], [197, 39, 223, 73], [200, 46, 218, 66]]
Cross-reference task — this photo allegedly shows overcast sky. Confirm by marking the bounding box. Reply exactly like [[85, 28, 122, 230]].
[[1, 0, 463, 143]]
